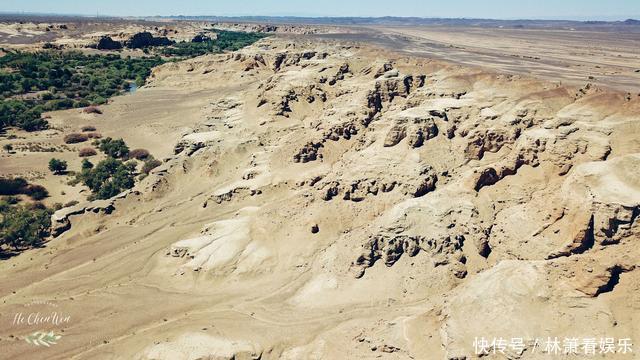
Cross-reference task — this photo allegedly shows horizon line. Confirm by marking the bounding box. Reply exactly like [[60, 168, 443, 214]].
[[0, 11, 638, 23]]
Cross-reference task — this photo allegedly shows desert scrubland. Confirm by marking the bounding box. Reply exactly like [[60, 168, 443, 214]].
[[0, 17, 639, 360]]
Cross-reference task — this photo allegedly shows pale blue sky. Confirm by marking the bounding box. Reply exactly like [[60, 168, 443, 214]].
[[1, 0, 639, 20]]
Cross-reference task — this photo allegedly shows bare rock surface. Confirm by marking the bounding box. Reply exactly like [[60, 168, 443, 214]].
[[2, 33, 640, 360]]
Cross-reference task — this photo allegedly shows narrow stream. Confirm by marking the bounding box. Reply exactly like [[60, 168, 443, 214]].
[[128, 82, 138, 94]]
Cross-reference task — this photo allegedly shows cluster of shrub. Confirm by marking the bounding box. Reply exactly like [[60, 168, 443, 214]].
[[0, 51, 164, 131], [0, 177, 49, 201], [0, 198, 52, 256], [0, 137, 164, 255], [158, 30, 268, 57], [84, 138, 161, 199], [51, 137, 162, 200], [0, 178, 52, 255], [76, 156, 136, 200]]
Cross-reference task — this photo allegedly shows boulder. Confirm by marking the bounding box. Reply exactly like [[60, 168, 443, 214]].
[[374, 63, 394, 78], [328, 63, 350, 85], [464, 128, 517, 160], [408, 117, 438, 148], [293, 142, 323, 163], [50, 197, 123, 237], [96, 36, 122, 50], [382, 69, 399, 78], [126, 32, 173, 49], [383, 124, 407, 147]]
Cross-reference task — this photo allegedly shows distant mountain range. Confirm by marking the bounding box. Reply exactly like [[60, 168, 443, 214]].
[[159, 15, 640, 27], [1, 13, 639, 29], [141, 16, 640, 31]]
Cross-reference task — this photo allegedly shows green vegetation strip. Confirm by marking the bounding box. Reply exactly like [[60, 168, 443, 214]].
[[0, 52, 163, 131], [0, 30, 268, 132], [159, 29, 268, 57]]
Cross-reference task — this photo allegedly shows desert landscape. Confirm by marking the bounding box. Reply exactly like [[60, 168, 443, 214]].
[[0, 10, 640, 360]]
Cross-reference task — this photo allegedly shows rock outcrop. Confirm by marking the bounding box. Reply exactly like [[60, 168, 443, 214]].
[[126, 32, 173, 48], [8, 35, 639, 360], [96, 36, 123, 50], [50, 191, 136, 237]]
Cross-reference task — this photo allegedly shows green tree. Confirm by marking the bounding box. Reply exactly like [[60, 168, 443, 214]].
[[98, 138, 129, 158], [81, 158, 94, 170], [48, 158, 68, 174], [79, 157, 135, 199], [0, 204, 52, 251]]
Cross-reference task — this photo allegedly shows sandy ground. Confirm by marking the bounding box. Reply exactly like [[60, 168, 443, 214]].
[[309, 25, 640, 93], [0, 21, 640, 360]]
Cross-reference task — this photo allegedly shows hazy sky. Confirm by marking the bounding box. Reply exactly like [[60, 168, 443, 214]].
[[2, 0, 639, 20]]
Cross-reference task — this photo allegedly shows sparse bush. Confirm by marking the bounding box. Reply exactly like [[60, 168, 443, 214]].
[[0, 200, 9, 213], [3, 144, 12, 152], [67, 177, 81, 186], [78, 147, 97, 157], [3, 196, 21, 204], [24, 184, 49, 200], [129, 148, 150, 160], [64, 200, 79, 207], [87, 132, 102, 139], [82, 106, 102, 115], [43, 98, 75, 111], [142, 158, 162, 174], [64, 133, 89, 144], [0, 177, 29, 195], [48, 158, 68, 174], [81, 125, 97, 132], [91, 96, 107, 105]]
